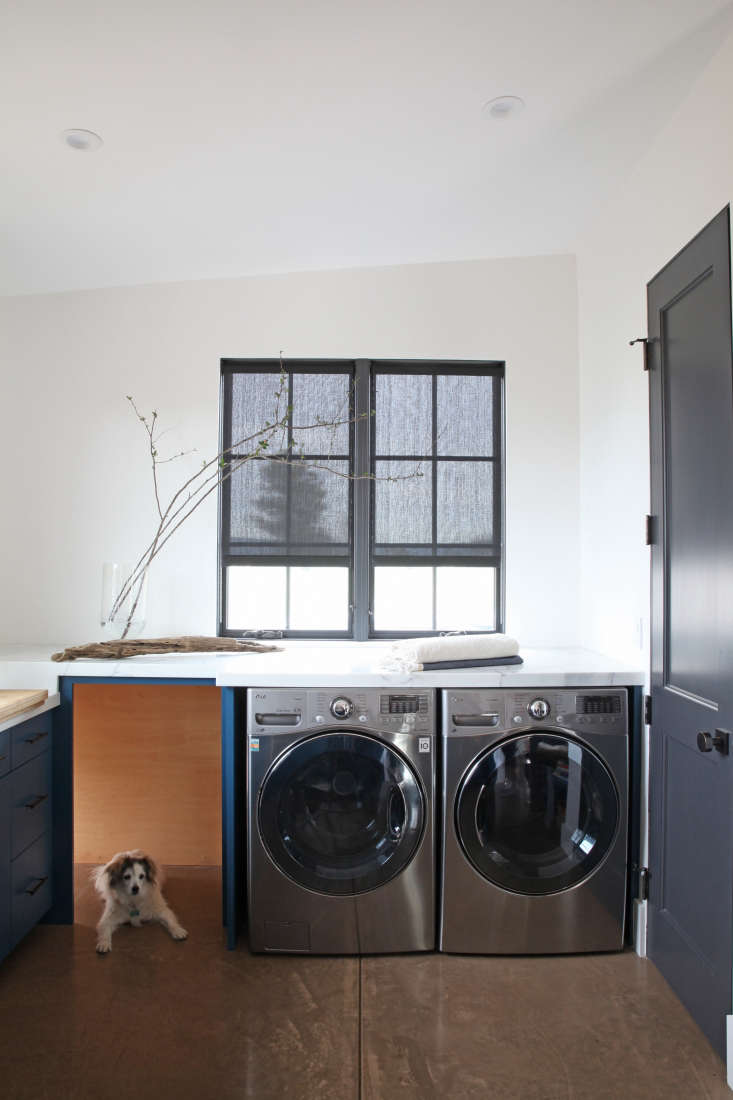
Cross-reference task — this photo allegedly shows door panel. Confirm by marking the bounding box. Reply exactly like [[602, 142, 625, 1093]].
[[663, 265, 732, 701], [648, 205, 733, 1059], [662, 735, 731, 974]]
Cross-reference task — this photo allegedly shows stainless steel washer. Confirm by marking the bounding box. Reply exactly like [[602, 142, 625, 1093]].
[[247, 688, 436, 954], [440, 688, 628, 954]]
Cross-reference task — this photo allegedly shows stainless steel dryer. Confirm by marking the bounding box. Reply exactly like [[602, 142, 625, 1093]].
[[440, 688, 628, 954], [247, 688, 436, 954]]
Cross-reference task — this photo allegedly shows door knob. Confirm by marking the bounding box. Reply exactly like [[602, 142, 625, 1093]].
[[697, 729, 730, 755]]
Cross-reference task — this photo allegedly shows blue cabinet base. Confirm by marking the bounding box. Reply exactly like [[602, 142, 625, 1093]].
[[1, 710, 54, 963]]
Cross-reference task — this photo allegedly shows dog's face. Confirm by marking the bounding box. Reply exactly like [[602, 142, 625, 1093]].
[[106, 855, 156, 899]]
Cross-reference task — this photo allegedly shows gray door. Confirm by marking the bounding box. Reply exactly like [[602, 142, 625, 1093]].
[[648, 205, 733, 1059]]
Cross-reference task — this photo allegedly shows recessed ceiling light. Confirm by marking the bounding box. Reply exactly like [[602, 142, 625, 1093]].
[[62, 128, 103, 151], [482, 96, 526, 121]]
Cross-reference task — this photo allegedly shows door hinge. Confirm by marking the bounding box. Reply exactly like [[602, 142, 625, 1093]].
[[638, 867, 650, 901], [645, 514, 655, 545], [644, 694, 652, 726], [629, 336, 649, 370]]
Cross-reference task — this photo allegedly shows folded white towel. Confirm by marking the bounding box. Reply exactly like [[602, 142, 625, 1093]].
[[377, 633, 520, 673]]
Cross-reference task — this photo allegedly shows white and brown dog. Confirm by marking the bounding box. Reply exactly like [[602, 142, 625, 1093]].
[[92, 849, 188, 954]]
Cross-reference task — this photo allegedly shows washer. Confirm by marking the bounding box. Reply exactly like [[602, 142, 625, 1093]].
[[247, 688, 436, 954], [440, 687, 628, 954]]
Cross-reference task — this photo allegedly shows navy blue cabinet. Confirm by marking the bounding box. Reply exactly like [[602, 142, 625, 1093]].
[[0, 711, 53, 962]]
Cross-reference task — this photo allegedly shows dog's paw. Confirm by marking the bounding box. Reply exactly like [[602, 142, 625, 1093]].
[[172, 927, 188, 941], [96, 941, 112, 955]]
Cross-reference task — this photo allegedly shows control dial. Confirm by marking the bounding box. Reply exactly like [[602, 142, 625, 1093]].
[[330, 696, 354, 720], [527, 698, 550, 720]]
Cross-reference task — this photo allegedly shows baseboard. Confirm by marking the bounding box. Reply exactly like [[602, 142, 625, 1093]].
[[633, 898, 647, 957]]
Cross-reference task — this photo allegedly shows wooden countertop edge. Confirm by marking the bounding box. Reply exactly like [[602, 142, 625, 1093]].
[[0, 693, 61, 735]]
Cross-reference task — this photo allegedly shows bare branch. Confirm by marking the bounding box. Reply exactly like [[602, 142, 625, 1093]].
[[110, 372, 422, 637], [127, 395, 163, 521]]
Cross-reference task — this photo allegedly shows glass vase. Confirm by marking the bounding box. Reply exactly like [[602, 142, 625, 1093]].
[[100, 562, 148, 639]]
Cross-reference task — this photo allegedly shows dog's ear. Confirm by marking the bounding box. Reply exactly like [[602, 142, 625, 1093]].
[[91, 863, 108, 893], [140, 856, 159, 885], [105, 855, 133, 888]]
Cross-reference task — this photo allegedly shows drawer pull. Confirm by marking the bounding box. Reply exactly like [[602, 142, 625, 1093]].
[[24, 731, 49, 745], [25, 794, 49, 811], [24, 876, 48, 897]]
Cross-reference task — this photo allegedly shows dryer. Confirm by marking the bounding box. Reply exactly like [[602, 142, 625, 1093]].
[[440, 688, 628, 954], [247, 688, 436, 954]]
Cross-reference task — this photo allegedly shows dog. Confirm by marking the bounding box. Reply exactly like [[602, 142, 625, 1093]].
[[92, 849, 188, 954]]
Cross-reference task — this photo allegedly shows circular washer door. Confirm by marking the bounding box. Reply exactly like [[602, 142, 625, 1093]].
[[455, 732, 619, 896], [258, 731, 425, 896]]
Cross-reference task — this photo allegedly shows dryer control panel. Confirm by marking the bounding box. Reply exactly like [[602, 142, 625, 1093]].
[[444, 688, 627, 735]]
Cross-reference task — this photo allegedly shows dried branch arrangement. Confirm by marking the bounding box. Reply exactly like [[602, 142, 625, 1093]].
[[106, 358, 422, 639]]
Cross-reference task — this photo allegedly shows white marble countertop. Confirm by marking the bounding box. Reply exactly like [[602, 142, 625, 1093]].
[[0, 643, 644, 692], [0, 693, 61, 734]]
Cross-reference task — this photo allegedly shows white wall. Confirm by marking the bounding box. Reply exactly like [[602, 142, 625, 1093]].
[[576, 24, 733, 665], [0, 254, 579, 647]]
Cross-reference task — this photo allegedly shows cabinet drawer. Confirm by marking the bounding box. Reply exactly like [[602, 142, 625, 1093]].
[[11, 714, 51, 769], [11, 832, 52, 949], [0, 772, 9, 961], [11, 752, 52, 860], [0, 729, 9, 779]]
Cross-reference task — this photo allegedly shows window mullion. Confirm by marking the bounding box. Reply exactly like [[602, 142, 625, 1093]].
[[353, 360, 371, 639], [494, 372, 505, 632], [218, 368, 233, 635], [431, 373, 438, 630], [285, 372, 294, 629]]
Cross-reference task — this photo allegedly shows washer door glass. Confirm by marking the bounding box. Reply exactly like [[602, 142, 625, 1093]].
[[455, 733, 619, 896], [258, 732, 425, 896]]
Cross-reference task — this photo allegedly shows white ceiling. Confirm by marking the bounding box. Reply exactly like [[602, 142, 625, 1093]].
[[2, 0, 732, 296]]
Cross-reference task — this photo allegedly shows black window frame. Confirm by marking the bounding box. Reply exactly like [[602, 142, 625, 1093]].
[[218, 357, 505, 639]]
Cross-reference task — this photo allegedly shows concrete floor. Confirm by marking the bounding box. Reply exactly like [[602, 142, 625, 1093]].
[[0, 866, 729, 1099]]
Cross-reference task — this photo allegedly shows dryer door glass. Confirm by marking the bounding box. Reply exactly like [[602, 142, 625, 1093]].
[[258, 732, 425, 895], [455, 733, 619, 895]]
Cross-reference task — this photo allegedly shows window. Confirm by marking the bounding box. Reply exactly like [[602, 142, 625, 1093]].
[[219, 359, 504, 638]]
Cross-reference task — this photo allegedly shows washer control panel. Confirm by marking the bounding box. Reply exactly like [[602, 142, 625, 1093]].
[[247, 688, 435, 734]]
